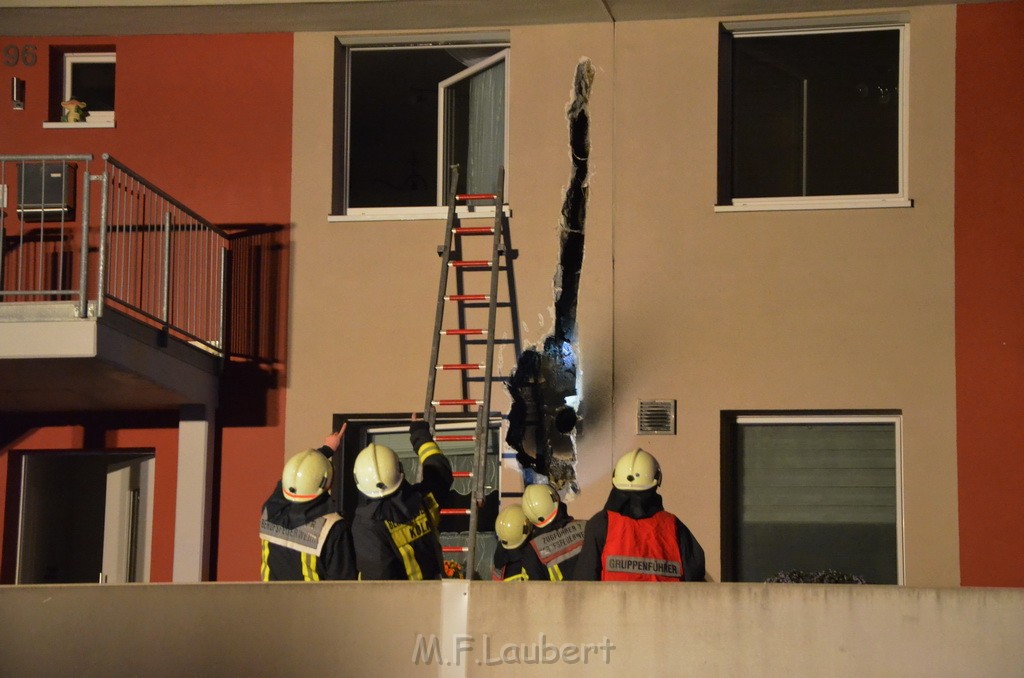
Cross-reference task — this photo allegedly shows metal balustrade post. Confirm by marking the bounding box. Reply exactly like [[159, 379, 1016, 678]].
[[77, 171, 92, 318], [96, 171, 109, 318], [161, 211, 172, 327], [0, 161, 5, 294], [0, 208, 5, 294], [219, 247, 227, 359]]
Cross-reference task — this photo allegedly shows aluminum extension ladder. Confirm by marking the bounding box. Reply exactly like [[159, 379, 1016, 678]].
[[422, 164, 521, 578]]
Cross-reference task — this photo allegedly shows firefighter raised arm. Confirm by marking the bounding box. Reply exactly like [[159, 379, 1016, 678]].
[[349, 419, 453, 580], [258, 434, 357, 581]]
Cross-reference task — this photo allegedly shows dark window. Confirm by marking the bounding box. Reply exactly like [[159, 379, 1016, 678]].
[[69, 60, 116, 112], [719, 27, 902, 204]]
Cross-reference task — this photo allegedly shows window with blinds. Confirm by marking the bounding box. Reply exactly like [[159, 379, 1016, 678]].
[[729, 415, 902, 584]]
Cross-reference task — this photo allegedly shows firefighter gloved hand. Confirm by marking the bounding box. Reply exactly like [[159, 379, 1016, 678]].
[[409, 420, 433, 451]]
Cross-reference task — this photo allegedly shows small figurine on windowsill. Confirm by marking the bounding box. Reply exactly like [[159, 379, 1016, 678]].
[[60, 98, 87, 123]]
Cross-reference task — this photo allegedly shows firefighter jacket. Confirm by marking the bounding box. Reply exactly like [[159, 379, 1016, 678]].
[[523, 503, 586, 581], [351, 435, 454, 580], [259, 481, 357, 581], [492, 542, 547, 581], [571, 487, 705, 582]]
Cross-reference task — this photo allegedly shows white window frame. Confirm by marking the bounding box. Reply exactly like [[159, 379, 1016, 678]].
[[716, 15, 911, 213], [63, 52, 116, 124], [734, 413, 906, 585], [331, 34, 510, 222], [436, 48, 510, 207]]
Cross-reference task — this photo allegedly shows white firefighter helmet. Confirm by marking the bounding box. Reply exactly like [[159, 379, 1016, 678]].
[[495, 504, 532, 549], [612, 448, 662, 491], [522, 483, 560, 527], [281, 448, 333, 502], [353, 443, 404, 498]]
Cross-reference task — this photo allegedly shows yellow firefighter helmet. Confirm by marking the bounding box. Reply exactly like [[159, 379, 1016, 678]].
[[522, 483, 560, 527], [281, 448, 333, 502], [612, 448, 662, 491], [353, 443, 404, 498], [495, 504, 533, 549]]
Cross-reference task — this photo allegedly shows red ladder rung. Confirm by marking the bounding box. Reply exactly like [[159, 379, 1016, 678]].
[[437, 435, 475, 443], [443, 546, 469, 553], [441, 328, 486, 336], [453, 226, 495, 235], [445, 294, 489, 301], [441, 508, 471, 516], [456, 193, 497, 201], [432, 399, 483, 406], [451, 471, 473, 478], [450, 260, 492, 268], [437, 363, 484, 371]]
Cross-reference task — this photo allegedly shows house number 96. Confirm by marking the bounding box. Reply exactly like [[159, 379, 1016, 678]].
[[3, 44, 37, 67]]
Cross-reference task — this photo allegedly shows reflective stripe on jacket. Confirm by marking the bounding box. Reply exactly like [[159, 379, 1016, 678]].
[[530, 519, 586, 581], [259, 512, 344, 581], [492, 564, 530, 581], [385, 492, 441, 580]]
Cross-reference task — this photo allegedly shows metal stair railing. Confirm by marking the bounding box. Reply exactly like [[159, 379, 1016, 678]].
[[101, 154, 229, 354]]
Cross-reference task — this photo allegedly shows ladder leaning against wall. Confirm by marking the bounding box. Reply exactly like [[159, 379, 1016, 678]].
[[422, 164, 521, 578]]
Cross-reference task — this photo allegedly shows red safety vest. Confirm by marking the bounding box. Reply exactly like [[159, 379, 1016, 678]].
[[601, 510, 684, 582]]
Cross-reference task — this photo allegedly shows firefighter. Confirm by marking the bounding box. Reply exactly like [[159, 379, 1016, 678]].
[[350, 419, 453, 580], [491, 504, 545, 581], [571, 448, 705, 582], [520, 483, 587, 581], [259, 427, 357, 581]]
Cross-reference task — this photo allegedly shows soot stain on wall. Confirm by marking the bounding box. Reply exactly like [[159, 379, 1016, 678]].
[[506, 57, 594, 496]]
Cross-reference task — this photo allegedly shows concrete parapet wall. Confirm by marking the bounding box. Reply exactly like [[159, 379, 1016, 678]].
[[1, 582, 1021, 677]]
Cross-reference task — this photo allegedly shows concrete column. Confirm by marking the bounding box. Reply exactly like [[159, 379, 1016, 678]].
[[173, 404, 215, 582]]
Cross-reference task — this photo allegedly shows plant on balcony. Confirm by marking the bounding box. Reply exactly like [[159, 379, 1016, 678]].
[[766, 569, 868, 584], [443, 559, 466, 579]]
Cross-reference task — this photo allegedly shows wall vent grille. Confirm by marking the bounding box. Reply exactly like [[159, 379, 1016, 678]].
[[637, 400, 676, 435]]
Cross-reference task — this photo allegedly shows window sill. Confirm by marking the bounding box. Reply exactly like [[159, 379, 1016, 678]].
[[329, 205, 511, 223], [42, 121, 116, 129], [715, 196, 913, 213]]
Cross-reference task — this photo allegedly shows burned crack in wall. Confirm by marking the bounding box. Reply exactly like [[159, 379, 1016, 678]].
[[506, 57, 594, 498]]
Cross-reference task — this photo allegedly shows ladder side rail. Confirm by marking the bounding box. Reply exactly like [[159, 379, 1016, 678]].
[[474, 166, 506, 501], [464, 411, 484, 579], [423, 164, 461, 427], [461, 167, 505, 577], [452, 252, 474, 409], [499, 205, 524, 360], [465, 168, 507, 576]]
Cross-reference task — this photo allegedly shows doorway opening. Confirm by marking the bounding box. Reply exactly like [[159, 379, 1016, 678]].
[[13, 450, 155, 584]]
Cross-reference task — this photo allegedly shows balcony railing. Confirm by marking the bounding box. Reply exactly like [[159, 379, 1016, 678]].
[[1, 153, 229, 355]]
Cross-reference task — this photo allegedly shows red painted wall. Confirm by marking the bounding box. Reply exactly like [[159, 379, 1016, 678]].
[[0, 33, 293, 581], [955, 1, 1024, 587]]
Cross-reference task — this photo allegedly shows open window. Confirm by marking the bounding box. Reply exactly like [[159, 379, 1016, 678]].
[[437, 49, 507, 206], [332, 35, 509, 218], [717, 16, 909, 211]]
